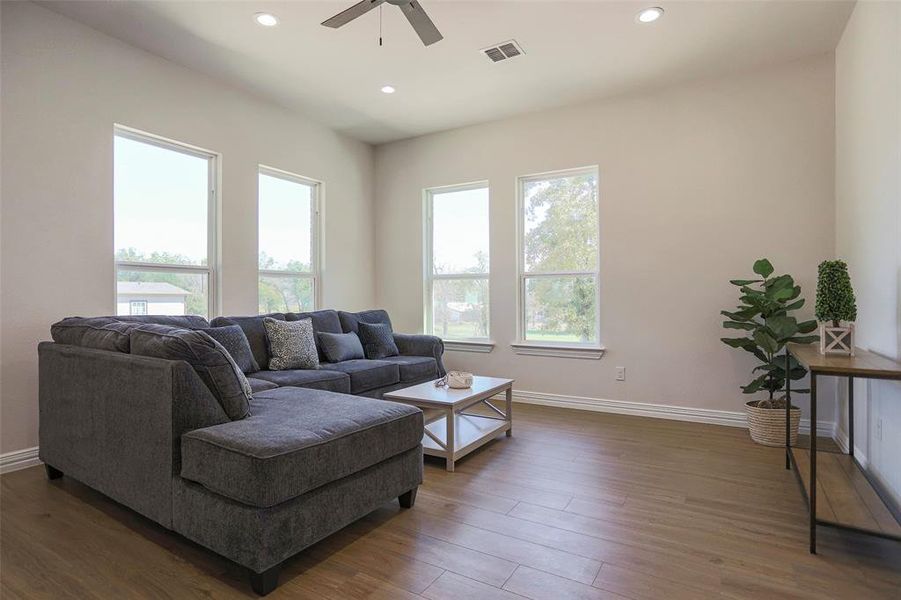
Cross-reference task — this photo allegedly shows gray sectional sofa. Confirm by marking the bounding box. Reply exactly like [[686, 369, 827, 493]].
[[38, 309, 444, 595]]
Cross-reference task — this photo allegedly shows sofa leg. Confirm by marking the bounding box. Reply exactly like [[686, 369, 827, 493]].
[[399, 487, 418, 508], [45, 464, 63, 480], [250, 565, 280, 596]]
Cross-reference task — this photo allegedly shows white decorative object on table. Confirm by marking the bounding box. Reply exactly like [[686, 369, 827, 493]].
[[435, 371, 473, 389]]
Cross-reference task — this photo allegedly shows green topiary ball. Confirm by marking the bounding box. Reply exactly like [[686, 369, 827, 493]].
[[815, 260, 857, 325]]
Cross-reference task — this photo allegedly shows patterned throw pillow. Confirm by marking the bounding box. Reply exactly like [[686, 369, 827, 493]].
[[357, 322, 399, 360], [263, 317, 319, 370], [204, 325, 260, 374]]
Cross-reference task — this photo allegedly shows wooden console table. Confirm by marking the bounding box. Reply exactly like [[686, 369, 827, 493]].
[[785, 343, 901, 553]]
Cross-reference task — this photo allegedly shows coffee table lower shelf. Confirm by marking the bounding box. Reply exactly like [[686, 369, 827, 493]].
[[421, 412, 510, 466]]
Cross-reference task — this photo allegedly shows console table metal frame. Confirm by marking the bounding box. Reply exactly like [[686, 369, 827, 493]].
[[785, 343, 901, 553]]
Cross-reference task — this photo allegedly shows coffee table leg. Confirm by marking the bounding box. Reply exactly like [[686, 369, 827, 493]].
[[506, 387, 513, 437], [446, 407, 455, 472]]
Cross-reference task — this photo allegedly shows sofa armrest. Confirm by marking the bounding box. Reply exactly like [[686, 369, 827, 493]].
[[38, 342, 229, 527], [393, 333, 446, 377]]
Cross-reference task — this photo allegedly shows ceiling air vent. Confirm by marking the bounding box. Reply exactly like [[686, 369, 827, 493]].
[[481, 40, 525, 63]]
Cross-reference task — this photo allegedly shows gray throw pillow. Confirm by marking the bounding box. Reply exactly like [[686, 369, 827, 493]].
[[263, 317, 319, 370], [357, 322, 399, 360], [318, 331, 365, 363], [204, 325, 260, 374], [129, 324, 252, 420]]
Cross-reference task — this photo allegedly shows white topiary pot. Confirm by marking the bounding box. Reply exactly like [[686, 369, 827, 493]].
[[819, 322, 855, 356]]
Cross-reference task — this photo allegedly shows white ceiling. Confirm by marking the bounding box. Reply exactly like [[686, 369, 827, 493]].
[[40, 1, 854, 144]]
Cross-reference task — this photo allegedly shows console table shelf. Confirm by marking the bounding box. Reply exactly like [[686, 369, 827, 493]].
[[786, 343, 901, 553], [790, 448, 901, 537]]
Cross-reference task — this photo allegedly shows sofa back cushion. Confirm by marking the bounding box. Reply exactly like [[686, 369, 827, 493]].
[[211, 314, 285, 370], [286, 310, 343, 362], [263, 317, 320, 371], [51, 317, 139, 353], [130, 324, 252, 420], [112, 315, 210, 329], [338, 309, 393, 335], [204, 325, 260, 374], [285, 309, 343, 334], [318, 331, 365, 363]]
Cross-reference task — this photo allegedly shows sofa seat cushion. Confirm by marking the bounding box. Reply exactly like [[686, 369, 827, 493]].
[[378, 356, 439, 382], [249, 369, 350, 394], [319, 359, 399, 393], [180, 387, 423, 508], [246, 377, 279, 393]]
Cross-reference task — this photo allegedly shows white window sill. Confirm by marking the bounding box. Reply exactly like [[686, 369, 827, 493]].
[[443, 340, 496, 353], [510, 342, 606, 360]]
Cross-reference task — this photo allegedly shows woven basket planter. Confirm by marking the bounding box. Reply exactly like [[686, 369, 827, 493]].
[[746, 400, 799, 447]]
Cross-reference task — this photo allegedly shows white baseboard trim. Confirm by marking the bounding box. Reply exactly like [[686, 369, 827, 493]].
[[0, 446, 41, 474], [510, 390, 836, 437], [833, 427, 868, 466]]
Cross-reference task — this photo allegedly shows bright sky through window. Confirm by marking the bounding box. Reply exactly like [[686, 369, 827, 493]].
[[258, 173, 313, 271], [432, 187, 489, 274], [114, 135, 208, 265]]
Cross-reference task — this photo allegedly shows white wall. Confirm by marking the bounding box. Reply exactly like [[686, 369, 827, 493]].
[[0, 2, 376, 454], [374, 55, 837, 426], [834, 0, 901, 504]]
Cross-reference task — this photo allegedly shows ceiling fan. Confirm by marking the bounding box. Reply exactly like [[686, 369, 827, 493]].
[[322, 0, 443, 46]]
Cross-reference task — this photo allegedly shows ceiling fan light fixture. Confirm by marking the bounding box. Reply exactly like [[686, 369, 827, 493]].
[[381, 85, 396, 94], [254, 13, 279, 27], [636, 7, 664, 23]]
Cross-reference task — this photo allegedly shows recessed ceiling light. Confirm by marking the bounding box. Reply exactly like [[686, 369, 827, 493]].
[[381, 85, 396, 94], [636, 7, 664, 23], [254, 13, 279, 27]]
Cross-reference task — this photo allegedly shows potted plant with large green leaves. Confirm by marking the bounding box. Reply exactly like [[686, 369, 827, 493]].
[[721, 259, 819, 446]]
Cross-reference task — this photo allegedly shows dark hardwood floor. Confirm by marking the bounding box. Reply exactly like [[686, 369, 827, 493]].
[[2, 403, 899, 599]]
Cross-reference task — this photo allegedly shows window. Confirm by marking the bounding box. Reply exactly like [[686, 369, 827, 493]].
[[424, 183, 490, 343], [114, 128, 217, 318], [129, 301, 148, 316], [258, 167, 320, 313], [516, 167, 601, 352]]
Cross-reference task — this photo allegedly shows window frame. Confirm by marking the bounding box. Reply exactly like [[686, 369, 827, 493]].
[[113, 125, 219, 318], [257, 165, 322, 313], [514, 165, 604, 358], [423, 181, 493, 348]]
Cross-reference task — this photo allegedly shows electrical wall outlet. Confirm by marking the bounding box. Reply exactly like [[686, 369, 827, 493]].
[[616, 367, 626, 381], [876, 418, 883, 442]]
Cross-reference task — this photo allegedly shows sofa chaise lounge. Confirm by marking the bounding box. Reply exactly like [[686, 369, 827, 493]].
[[38, 309, 444, 595]]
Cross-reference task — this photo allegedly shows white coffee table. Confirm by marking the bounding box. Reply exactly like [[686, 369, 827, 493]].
[[384, 376, 514, 472]]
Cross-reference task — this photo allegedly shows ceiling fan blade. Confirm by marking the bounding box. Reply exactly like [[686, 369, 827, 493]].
[[399, 1, 443, 46], [322, 0, 386, 28]]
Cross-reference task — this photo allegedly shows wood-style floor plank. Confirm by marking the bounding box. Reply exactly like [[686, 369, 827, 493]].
[[2, 403, 899, 599]]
